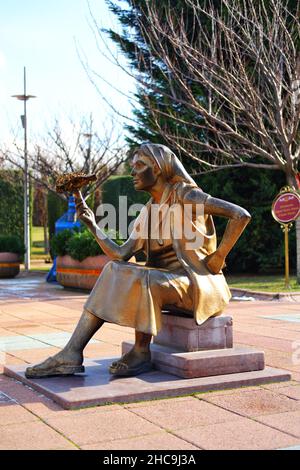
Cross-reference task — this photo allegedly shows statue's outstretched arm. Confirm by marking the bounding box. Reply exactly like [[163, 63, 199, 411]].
[[183, 187, 251, 274], [74, 192, 136, 261], [90, 223, 137, 261]]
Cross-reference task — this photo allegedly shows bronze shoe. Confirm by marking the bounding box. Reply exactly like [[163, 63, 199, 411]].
[[25, 356, 85, 379]]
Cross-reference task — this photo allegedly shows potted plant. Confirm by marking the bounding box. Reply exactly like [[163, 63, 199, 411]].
[[0, 235, 25, 278], [51, 228, 121, 290]]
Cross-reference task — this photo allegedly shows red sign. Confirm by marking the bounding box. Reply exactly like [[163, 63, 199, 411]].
[[272, 192, 300, 223]]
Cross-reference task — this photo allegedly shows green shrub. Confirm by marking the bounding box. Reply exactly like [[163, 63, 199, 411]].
[[0, 235, 25, 259], [51, 228, 122, 262], [47, 192, 68, 241], [66, 230, 103, 261], [50, 229, 74, 257]]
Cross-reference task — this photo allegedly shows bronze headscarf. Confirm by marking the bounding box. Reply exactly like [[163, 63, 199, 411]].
[[137, 143, 197, 187]]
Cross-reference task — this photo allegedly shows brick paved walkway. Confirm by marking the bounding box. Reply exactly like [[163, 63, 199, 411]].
[[0, 273, 300, 450]]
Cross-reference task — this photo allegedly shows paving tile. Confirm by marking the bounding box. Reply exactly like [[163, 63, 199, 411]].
[[261, 381, 299, 390], [0, 320, 30, 328], [264, 349, 300, 373], [42, 321, 76, 332], [82, 431, 200, 450], [7, 349, 61, 366], [0, 334, 65, 352], [29, 302, 81, 315], [96, 329, 133, 346], [45, 408, 162, 446], [104, 323, 135, 335], [7, 325, 61, 334], [274, 385, 300, 400], [260, 314, 300, 324], [125, 396, 240, 431], [0, 328, 16, 337], [0, 376, 123, 419], [256, 410, 300, 438], [1, 353, 27, 366], [0, 421, 77, 450], [195, 385, 261, 398], [202, 389, 300, 417], [233, 332, 294, 353], [174, 416, 300, 450], [234, 325, 300, 341], [4, 312, 62, 323], [0, 402, 38, 426], [292, 372, 300, 382], [84, 344, 120, 358]]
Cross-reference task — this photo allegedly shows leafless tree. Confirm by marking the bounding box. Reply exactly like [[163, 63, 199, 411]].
[[1, 114, 127, 202], [0, 114, 127, 255], [91, 0, 300, 279]]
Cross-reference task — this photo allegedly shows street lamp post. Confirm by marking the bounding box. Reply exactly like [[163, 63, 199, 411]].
[[12, 67, 36, 272]]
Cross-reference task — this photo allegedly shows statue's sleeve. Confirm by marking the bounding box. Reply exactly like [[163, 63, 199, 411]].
[[177, 183, 210, 208]]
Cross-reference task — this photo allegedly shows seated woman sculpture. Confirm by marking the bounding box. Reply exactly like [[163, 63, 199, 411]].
[[25, 143, 251, 378]]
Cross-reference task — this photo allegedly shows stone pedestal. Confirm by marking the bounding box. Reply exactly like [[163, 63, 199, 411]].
[[154, 313, 233, 351], [123, 314, 265, 379], [122, 342, 265, 379]]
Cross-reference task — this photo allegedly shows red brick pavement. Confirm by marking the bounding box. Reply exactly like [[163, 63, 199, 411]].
[[0, 274, 300, 450]]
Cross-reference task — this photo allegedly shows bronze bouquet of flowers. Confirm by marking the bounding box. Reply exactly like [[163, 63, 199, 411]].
[[55, 172, 97, 194]]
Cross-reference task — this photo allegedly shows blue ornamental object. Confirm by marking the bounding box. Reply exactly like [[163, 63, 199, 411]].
[[46, 196, 81, 282]]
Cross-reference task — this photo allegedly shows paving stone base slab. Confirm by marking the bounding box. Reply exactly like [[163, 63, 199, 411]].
[[4, 358, 291, 410]]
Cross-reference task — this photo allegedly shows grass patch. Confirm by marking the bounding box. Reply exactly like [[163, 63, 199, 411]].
[[227, 275, 299, 292], [31, 226, 48, 259]]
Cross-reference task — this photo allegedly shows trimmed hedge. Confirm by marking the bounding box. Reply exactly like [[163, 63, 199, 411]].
[[47, 192, 68, 241], [0, 235, 25, 259], [50, 227, 122, 262], [67, 230, 105, 262], [0, 170, 24, 238], [101, 175, 149, 238], [197, 167, 296, 274]]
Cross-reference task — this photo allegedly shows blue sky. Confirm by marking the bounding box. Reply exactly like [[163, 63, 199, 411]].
[[0, 0, 135, 146]]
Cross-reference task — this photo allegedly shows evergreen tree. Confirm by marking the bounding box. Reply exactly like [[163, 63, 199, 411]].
[[105, 0, 209, 171]]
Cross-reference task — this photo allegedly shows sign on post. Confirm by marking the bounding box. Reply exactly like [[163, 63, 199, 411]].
[[272, 187, 300, 289]]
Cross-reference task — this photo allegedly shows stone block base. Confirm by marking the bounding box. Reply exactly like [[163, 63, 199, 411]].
[[4, 360, 291, 410], [123, 342, 265, 379], [155, 313, 233, 351]]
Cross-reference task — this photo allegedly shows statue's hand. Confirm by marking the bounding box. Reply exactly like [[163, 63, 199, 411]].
[[204, 251, 226, 275], [75, 194, 96, 228]]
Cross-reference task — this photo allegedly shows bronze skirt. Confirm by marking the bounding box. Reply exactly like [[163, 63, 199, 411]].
[[84, 260, 194, 336]]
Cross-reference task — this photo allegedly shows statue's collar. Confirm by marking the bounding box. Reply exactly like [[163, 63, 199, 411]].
[[147, 183, 173, 207]]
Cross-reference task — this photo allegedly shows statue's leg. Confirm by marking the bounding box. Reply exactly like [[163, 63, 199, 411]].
[[25, 310, 104, 378], [109, 330, 152, 376]]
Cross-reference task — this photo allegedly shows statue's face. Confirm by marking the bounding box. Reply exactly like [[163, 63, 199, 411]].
[[131, 153, 161, 190]]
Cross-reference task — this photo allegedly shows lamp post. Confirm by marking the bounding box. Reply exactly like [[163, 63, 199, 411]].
[[12, 67, 36, 272]]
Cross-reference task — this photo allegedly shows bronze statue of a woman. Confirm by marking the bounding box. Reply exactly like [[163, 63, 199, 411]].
[[26, 143, 250, 378]]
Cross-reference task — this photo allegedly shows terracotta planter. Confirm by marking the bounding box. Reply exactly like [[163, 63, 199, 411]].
[[0, 252, 21, 278], [56, 254, 110, 290]]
